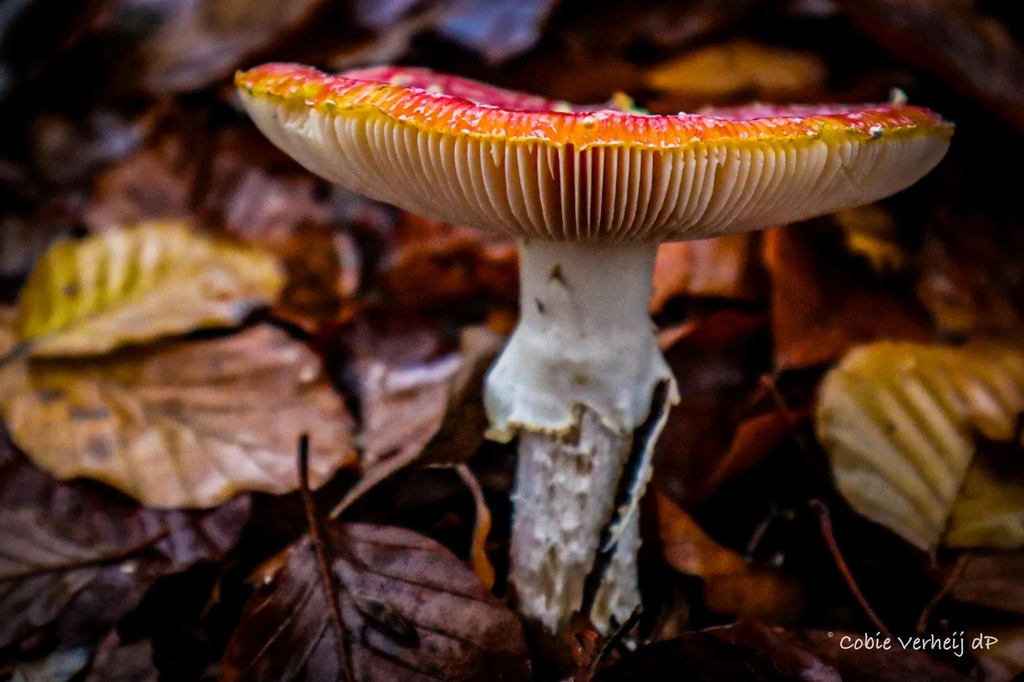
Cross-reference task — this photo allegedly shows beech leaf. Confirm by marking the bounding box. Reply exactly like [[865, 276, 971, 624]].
[[84, 632, 158, 682], [0, 324, 356, 508], [0, 437, 249, 649], [221, 522, 531, 682], [816, 340, 1024, 551], [646, 40, 826, 110], [13, 221, 283, 358], [951, 552, 1024, 616]]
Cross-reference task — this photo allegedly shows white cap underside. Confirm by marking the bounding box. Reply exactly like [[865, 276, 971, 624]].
[[243, 94, 949, 241]]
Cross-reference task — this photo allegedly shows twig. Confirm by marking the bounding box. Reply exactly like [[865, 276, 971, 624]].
[[585, 605, 643, 678], [917, 553, 969, 633], [298, 434, 355, 682], [809, 499, 894, 641]]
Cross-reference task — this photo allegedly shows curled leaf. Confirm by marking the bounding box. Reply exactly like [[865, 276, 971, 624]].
[[14, 221, 283, 358], [816, 340, 1024, 551]]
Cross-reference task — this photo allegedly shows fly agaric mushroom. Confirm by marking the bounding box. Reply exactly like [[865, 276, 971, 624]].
[[235, 64, 953, 632]]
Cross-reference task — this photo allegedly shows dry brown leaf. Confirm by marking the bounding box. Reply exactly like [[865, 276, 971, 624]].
[[950, 552, 1024, 616], [84, 632, 158, 682], [654, 310, 770, 501], [916, 213, 1024, 338], [655, 492, 804, 623], [649, 234, 758, 314], [98, 0, 331, 94], [0, 307, 15, 357], [836, 0, 1024, 131], [381, 214, 518, 312], [14, 222, 283, 357], [221, 523, 530, 681], [816, 340, 1024, 551], [647, 40, 827, 111], [83, 128, 199, 231], [0, 324, 355, 508], [333, 326, 501, 517], [456, 464, 496, 591], [655, 491, 747, 578], [697, 408, 807, 500], [0, 436, 250, 649], [764, 224, 931, 370], [969, 624, 1024, 682]]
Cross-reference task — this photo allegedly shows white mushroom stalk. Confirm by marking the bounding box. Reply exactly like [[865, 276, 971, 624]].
[[235, 62, 953, 634], [486, 239, 677, 630]]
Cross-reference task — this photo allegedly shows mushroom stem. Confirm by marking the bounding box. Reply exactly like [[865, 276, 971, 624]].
[[485, 239, 679, 632]]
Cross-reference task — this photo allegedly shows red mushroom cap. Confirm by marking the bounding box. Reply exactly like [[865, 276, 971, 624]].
[[236, 63, 953, 242]]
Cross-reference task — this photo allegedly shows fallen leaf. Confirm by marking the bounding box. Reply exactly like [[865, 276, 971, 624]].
[[14, 221, 283, 357], [836, 0, 1024, 131], [0, 434, 249, 649], [916, 211, 1024, 338], [456, 464, 496, 591], [0, 324, 355, 508], [647, 40, 827, 111], [221, 522, 531, 681], [333, 326, 502, 517], [95, 0, 331, 94], [593, 630, 802, 681], [713, 623, 973, 682], [765, 223, 931, 370], [380, 214, 518, 312], [703, 570, 808, 625], [83, 125, 200, 231], [201, 128, 330, 240], [349, 0, 560, 66], [84, 632, 158, 682], [969, 624, 1024, 682], [697, 408, 807, 500], [10, 648, 91, 682], [655, 491, 806, 623], [654, 310, 771, 501], [649, 234, 759, 314], [950, 552, 1024, 616], [356, 352, 461, 471], [816, 339, 1024, 551], [945, 441, 1024, 549], [655, 490, 747, 578], [431, 0, 562, 64], [28, 109, 151, 188]]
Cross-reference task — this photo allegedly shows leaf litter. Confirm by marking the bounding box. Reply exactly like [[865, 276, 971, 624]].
[[2, 0, 1024, 680]]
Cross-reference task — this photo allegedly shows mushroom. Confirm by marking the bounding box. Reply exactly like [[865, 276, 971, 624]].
[[235, 64, 953, 633]]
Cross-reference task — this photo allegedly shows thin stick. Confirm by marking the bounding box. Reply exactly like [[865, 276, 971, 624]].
[[585, 605, 643, 678], [809, 499, 894, 641], [298, 434, 355, 682], [917, 553, 969, 633]]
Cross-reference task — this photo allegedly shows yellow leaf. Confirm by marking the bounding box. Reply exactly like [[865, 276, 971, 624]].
[[834, 204, 906, 274], [14, 221, 284, 357], [0, 324, 356, 508], [647, 40, 826, 108], [816, 340, 1024, 551], [945, 447, 1024, 549]]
